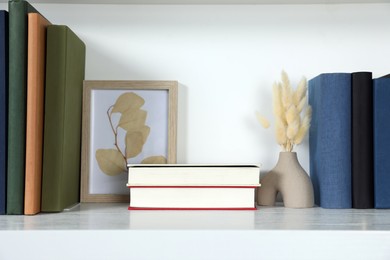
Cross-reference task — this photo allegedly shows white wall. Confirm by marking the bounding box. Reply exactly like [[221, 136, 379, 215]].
[[2, 3, 390, 174]]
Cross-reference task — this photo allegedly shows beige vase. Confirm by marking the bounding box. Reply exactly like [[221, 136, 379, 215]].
[[258, 152, 314, 208]]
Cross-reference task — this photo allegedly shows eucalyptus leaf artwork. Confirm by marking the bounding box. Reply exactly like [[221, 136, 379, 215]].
[[96, 92, 167, 176]]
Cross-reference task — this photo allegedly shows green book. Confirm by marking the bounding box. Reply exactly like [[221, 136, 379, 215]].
[[7, 0, 38, 215], [41, 25, 86, 212]]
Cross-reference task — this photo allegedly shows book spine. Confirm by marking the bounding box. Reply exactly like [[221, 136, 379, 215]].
[[373, 76, 390, 208], [308, 73, 352, 209], [351, 72, 374, 209], [24, 14, 50, 215], [41, 26, 67, 212], [7, 0, 29, 215], [0, 10, 8, 215], [41, 25, 85, 212]]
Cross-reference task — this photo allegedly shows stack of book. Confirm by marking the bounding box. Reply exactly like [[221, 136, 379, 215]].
[[309, 72, 390, 209], [0, 0, 86, 215], [127, 164, 261, 210]]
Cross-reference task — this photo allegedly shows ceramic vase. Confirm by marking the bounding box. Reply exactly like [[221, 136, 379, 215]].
[[257, 152, 314, 208]]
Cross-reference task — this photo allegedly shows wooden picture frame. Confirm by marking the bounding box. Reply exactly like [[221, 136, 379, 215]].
[[80, 81, 178, 202]]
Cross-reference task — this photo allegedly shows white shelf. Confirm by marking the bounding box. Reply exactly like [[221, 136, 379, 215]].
[[1, 203, 390, 230], [1, 203, 390, 259]]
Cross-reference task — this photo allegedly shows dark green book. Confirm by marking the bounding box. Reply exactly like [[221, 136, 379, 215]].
[[41, 25, 86, 212], [0, 10, 8, 216], [7, 0, 38, 215]]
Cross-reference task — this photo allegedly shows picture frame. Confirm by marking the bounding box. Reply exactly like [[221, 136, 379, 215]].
[[80, 81, 178, 202]]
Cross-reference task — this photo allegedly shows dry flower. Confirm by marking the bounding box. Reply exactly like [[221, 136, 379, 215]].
[[255, 111, 270, 129], [256, 71, 312, 152]]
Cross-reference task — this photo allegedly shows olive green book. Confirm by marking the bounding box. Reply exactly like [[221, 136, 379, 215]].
[[41, 25, 86, 212], [7, 0, 38, 215]]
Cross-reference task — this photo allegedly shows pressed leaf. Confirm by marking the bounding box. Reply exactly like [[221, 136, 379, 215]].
[[118, 109, 147, 131], [111, 92, 145, 114], [96, 149, 126, 176], [141, 156, 167, 164], [125, 126, 150, 158]]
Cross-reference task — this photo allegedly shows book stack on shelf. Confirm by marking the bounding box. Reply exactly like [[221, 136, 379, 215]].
[[0, 0, 86, 215], [308, 72, 390, 209], [127, 164, 261, 210]]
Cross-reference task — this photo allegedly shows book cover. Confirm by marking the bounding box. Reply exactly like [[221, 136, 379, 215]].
[[0, 10, 8, 215], [24, 13, 51, 215], [7, 0, 38, 215], [351, 72, 374, 209], [373, 75, 390, 209], [308, 73, 352, 209], [41, 25, 86, 212]]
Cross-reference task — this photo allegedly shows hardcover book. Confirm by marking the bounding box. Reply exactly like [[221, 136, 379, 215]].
[[128, 186, 259, 210], [373, 75, 390, 209], [127, 164, 260, 210], [41, 25, 86, 212], [309, 73, 352, 209], [0, 10, 8, 215], [351, 72, 374, 209], [128, 164, 261, 185], [7, 0, 38, 215], [24, 13, 51, 215]]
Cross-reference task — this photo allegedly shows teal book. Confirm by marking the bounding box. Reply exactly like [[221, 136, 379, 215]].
[[0, 10, 8, 215], [7, 0, 38, 215], [308, 73, 352, 209], [373, 75, 390, 209], [41, 25, 86, 212]]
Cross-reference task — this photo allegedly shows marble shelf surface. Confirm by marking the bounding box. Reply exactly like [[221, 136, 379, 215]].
[[1, 203, 390, 260], [1, 203, 390, 230]]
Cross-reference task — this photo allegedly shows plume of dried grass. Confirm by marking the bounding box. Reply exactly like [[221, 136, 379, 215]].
[[255, 111, 270, 129], [255, 71, 312, 152], [275, 119, 287, 145], [294, 106, 312, 145]]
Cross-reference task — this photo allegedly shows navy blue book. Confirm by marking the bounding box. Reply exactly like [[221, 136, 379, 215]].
[[373, 75, 390, 209], [308, 73, 352, 209], [0, 10, 8, 215]]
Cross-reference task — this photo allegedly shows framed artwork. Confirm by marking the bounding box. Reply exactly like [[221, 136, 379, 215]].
[[80, 81, 178, 202]]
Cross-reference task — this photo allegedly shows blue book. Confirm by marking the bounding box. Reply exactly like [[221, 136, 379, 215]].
[[0, 10, 8, 215], [308, 73, 352, 208], [373, 75, 390, 209]]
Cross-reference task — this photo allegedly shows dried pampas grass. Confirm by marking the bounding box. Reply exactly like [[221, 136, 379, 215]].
[[256, 71, 312, 152], [255, 111, 270, 129]]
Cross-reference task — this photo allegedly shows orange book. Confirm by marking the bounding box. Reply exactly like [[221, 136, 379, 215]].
[[24, 13, 51, 215]]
